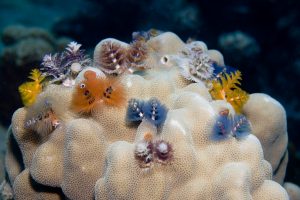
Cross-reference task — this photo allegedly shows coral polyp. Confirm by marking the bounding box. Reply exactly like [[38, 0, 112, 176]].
[[71, 70, 102, 113], [212, 115, 232, 141], [127, 40, 148, 70], [96, 40, 127, 74], [231, 114, 251, 139], [41, 41, 90, 86], [126, 99, 145, 123], [134, 137, 173, 169], [154, 140, 173, 165], [126, 98, 168, 127], [71, 70, 126, 113], [178, 41, 215, 82], [212, 113, 251, 141], [100, 77, 126, 107], [65, 42, 91, 68], [24, 100, 60, 136], [209, 70, 249, 113], [143, 98, 168, 127], [18, 68, 45, 106], [134, 140, 154, 169]]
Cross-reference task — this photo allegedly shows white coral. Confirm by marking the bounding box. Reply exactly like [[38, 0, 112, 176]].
[[3, 32, 299, 200]]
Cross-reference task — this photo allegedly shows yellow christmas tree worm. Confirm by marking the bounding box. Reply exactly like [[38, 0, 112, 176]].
[[18, 69, 45, 106], [209, 70, 249, 113]]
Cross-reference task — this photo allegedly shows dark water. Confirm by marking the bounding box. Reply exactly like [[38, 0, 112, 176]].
[[0, 0, 299, 185]]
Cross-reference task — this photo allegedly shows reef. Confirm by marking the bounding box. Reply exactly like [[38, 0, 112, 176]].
[[1, 31, 300, 200]]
